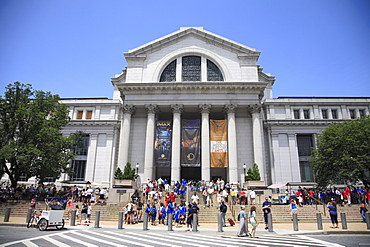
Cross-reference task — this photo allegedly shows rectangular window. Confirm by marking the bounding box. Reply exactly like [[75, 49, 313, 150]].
[[303, 109, 310, 119], [70, 160, 86, 181], [322, 109, 328, 119], [359, 109, 365, 117], [349, 109, 355, 119], [86, 110, 93, 120], [77, 111, 83, 119], [293, 110, 300, 119], [19, 173, 28, 182], [297, 134, 313, 156], [331, 109, 338, 119], [300, 161, 314, 182], [74, 135, 90, 155]]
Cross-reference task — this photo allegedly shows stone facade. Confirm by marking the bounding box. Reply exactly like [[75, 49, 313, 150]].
[[4, 27, 369, 188]]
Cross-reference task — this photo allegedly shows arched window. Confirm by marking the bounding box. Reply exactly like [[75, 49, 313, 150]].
[[207, 59, 223, 81], [159, 56, 224, 82], [159, 60, 176, 82]]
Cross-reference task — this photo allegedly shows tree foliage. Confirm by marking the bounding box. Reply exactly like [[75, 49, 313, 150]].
[[114, 162, 138, 181], [0, 82, 84, 188], [245, 163, 261, 181], [310, 116, 370, 188]]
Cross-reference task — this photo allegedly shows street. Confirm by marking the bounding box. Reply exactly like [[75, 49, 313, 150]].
[[1, 226, 369, 247]]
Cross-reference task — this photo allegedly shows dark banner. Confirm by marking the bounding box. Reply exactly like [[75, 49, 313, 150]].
[[154, 120, 172, 167], [181, 119, 201, 167], [210, 119, 228, 167]]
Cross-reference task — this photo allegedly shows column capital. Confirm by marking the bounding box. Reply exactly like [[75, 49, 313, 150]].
[[122, 104, 135, 114], [247, 104, 262, 114], [224, 104, 237, 114], [199, 104, 212, 114], [145, 104, 159, 114], [171, 104, 184, 114]]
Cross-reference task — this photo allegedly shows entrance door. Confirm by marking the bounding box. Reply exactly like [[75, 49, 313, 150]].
[[181, 167, 201, 181]]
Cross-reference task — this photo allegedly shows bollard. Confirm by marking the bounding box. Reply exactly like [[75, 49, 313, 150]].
[[366, 213, 370, 230], [193, 213, 198, 232], [94, 211, 100, 228], [293, 213, 299, 231], [218, 213, 224, 232], [167, 213, 173, 231], [316, 213, 323, 230], [26, 208, 33, 223], [267, 213, 273, 232], [4, 208, 11, 222], [70, 210, 76, 226], [340, 212, 347, 229], [143, 212, 149, 230], [118, 212, 124, 229]]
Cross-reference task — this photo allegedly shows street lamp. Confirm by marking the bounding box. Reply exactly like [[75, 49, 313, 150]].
[[243, 163, 246, 179], [136, 163, 139, 175]]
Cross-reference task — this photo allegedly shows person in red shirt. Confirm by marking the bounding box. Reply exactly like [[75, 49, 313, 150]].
[[169, 191, 177, 203], [30, 197, 37, 208], [345, 185, 351, 206]]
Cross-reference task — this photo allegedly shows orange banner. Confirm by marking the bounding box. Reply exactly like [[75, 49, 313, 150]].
[[210, 119, 228, 167]]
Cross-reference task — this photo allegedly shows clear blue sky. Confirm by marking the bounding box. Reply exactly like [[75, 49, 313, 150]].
[[1, 0, 369, 99]]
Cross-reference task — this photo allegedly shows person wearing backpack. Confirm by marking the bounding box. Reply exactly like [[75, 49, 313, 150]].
[[237, 206, 249, 237], [219, 200, 227, 227], [149, 203, 157, 225]]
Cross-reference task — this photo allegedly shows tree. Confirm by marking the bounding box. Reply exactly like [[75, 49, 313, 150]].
[[245, 163, 261, 181], [0, 82, 84, 188], [310, 116, 370, 188], [114, 162, 138, 180]]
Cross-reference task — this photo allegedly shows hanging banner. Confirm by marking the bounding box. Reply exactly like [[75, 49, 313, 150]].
[[154, 120, 172, 167], [181, 119, 201, 167], [210, 119, 228, 167]]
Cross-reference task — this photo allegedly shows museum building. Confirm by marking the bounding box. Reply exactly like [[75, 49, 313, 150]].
[[34, 27, 370, 188]]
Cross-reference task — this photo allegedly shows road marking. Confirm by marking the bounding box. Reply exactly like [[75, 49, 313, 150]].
[[59, 233, 99, 247], [43, 236, 70, 247]]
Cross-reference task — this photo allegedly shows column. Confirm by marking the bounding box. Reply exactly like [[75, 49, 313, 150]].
[[199, 104, 211, 182], [224, 104, 238, 184], [248, 104, 265, 182], [143, 104, 158, 182], [171, 104, 183, 183], [117, 104, 135, 170]]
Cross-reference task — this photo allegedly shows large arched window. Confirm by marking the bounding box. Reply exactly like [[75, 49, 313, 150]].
[[159, 56, 224, 82]]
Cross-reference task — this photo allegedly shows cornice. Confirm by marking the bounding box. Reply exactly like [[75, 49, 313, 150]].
[[263, 119, 345, 126], [115, 82, 268, 94], [67, 120, 120, 126]]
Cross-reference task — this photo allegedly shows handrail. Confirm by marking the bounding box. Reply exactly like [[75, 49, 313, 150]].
[[308, 196, 326, 216]]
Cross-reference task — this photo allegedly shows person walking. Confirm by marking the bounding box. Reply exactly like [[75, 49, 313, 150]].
[[249, 189, 256, 205], [290, 199, 298, 220], [248, 206, 258, 238], [360, 200, 368, 223], [327, 201, 338, 228], [262, 197, 271, 230], [236, 206, 249, 237], [66, 197, 74, 220], [219, 200, 227, 227]]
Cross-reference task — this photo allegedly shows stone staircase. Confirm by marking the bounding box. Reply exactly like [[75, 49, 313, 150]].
[[0, 199, 364, 224]]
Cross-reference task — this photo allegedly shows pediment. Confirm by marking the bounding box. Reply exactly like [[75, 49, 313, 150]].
[[124, 27, 261, 59]]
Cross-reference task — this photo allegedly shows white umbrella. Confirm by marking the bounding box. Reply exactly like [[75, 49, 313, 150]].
[[90, 181, 101, 187], [267, 182, 286, 189]]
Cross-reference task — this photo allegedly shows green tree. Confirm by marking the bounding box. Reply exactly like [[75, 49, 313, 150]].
[[310, 116, 370, 188], [245, 163, 261, 181], [114, 162, 138, 180], [0, 82, 84, 188]]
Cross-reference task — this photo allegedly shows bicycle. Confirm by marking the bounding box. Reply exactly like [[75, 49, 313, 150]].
[[27, 209, 41, 228]]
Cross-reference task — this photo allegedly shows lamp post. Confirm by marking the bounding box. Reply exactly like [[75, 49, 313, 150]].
[[136, 163, 139, 175], [243, 163, 246, 182]]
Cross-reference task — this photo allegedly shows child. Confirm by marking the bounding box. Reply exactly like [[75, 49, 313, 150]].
[[87, 203, 92, 223], [75, 205, 81, 225], [158, 202, 166, 225], [174, 205, 181, 227]]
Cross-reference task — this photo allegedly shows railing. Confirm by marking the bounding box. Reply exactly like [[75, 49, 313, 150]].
[[308, 196, 326, 216]]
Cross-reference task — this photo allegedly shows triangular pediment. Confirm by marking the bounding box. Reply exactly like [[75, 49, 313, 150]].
[[124, 27, 260, 58]]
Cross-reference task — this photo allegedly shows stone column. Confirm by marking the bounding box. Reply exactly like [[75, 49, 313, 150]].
[[199, 104, 211, 182], [248, 104, 264, 181], [171, 104, 183, 183], [117, 104, 135, 170], [143, 104, 159, 182], [224, 104, 238, 184]]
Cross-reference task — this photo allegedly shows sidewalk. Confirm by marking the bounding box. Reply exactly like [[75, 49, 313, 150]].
[[1, 216, 369, 236]]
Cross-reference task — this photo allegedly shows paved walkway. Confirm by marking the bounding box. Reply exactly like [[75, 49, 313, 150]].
[[1, 216, 369, 236]]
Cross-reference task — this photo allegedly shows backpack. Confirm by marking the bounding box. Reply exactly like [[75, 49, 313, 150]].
[[149, 208, 156, 216]]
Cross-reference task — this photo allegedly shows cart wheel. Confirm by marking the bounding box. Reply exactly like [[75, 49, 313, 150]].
[[27, 217, 37, 228], [56, 219, 65, 230], [38, 218, 48, 231]]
